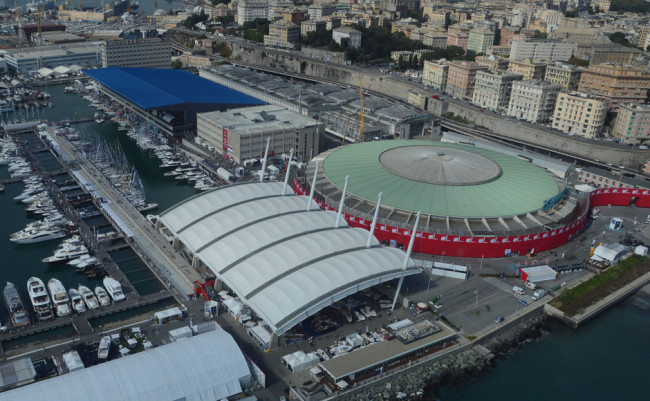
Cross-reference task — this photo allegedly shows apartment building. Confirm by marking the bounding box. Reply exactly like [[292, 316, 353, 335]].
[[424, 9, 451, 27], [472, 70, 523, 111], [612, 103, 650, 145], [544, 62, 581, 92], [444, 61, 489, 100], [475, 55, 509, 72], [308, 2, 337, 20], [509, 38, 574, 62], [499, 26, 520, 47], [332, 26, 361, 48], [422, 59, 448, 91], [467, 28, 495, 54], [447, 29, 469, 50], [551, 92, 608, 139], [101, 38, 170, 68], [237, 1, 269, 23], [577, 63, 650, 110], [507, 59, 548, 80], [507, 80, 562, 124], [264, 19, 299, 48], [301, 20, 326, 37]]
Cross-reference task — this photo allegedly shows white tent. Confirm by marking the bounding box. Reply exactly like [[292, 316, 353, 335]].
[[37, 67, 54, 77], [635, 245, 648, 256], [592, 243, 627, 265], [63, 351, 84, 372], [282, 350, 319, 373], [53, 65, 71, 75]]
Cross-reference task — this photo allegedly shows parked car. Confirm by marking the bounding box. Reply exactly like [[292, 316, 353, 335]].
[[494, 316, 505, 324]]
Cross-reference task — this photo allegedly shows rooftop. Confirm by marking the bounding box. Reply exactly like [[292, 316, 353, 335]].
[[198, 104, 318, 134]]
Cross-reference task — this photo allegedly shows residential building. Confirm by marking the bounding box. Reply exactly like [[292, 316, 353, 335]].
[[308, 2, 337, 20], [301, 20, 326, 37], [467, 28, 495, 54], [283, 10, 306, 25], [507, 59, 547, 80], [323, 16, 342, 31], [486, 45, 511, 57], [422, 59, 448, 91], [578, 63, 650, 110], [264, 19, 299, 48], [237, 1, 269, 23], [577, 166, 649, 190], [544, 62, 581, 92], [423, 8, 451, 27], [422, 32, 447, 49], [551, 92, 608, 139], [499, 26, 520, 47], [575, 44, 640, 65], [332, 26, 361, 48], [472, 70, 523, 111], [594, 0, 611, 12], [447, 29, 469, 50], [612, 103, 650, 145], [509, 38, 574, 62], [196, 104, 321, 163], [507, 80, 562, 123], [444, 61, 488, 100], [4, 42, 102, 73], [101, 38, 170, 69], [475, 55, 509, 72], [639, 26, 650, 50]]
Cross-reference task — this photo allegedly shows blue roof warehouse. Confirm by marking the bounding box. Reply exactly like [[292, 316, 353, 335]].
[[84, 67, 264, 139]]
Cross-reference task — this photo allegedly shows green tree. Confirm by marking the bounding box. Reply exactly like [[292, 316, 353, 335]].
[[569, 56, 589, 67], [608, 32, 636, 48], [533, 30, 548, 39], [611, 0, 650, 13], [563, 9, 579, 17]]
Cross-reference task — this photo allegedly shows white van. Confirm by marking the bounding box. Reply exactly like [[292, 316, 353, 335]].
[[525, 281, 538, 290], [512, 286, 525, 295], [531, 289, 547, 301]]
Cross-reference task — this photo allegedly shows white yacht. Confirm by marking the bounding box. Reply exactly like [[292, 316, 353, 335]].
[[94, 286, 111, 307], [42, 244, 88, 264], [78, 285, 99, 310], [48, 278, 71, 316], [27, 277, 54, 321], [68, 288, 86, 313], [98, 335, 111, 359], [103, 277, 126, 302], [67, 254, 92, 267], [10, 227, 66, 244]]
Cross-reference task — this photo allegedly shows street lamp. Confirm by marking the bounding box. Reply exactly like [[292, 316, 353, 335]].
[[426, 275, 432, 295], [474, 290, 478, 310]]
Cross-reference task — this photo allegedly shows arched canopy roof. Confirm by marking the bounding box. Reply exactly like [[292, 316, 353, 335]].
[[159, 182, 418, 335]]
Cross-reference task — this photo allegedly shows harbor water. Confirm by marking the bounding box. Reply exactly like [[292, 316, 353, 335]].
[[14, 0, 185, 16]]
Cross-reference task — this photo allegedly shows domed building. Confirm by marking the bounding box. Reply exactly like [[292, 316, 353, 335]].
[[294, 140, 588, 258]]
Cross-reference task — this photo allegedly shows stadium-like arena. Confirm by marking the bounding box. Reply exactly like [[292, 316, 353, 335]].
[[295, 140, 590, 258]]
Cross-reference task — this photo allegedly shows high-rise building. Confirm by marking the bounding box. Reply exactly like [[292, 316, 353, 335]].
[[472, 70, 523, 111], [444, 61, 489, 100], [578, 63, 650, 110], [509, 38, 574, 62], [612, 103, 650, 145], [552, 92, 608, 138], [507, 80, 562, 123], [467, 28, 495, 54], [544, 62, 582, 92], [422, 59, 448, 91], [101, 38, 170, 69]]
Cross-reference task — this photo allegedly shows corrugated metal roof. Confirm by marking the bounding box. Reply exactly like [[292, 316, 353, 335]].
[[84, 67, 264, 110]]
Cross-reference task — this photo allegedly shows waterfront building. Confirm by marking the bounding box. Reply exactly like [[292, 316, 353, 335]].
[[552, 92, 608, 139], [237, 0, 269, 23], [196, 104, 321, 163], [577, 63, 650, 110], [332, 26, 361, 48], [101, 38, 171, 69], [472, 70, 523, 111], [507, 59, 548, 81], [509, 38, 574, 62], [4, 42, 102, 74], [422, 59, 448, 91], [445, 61, 489, 100], [544, 61, 582, 92], [475, 55, 509, 72], [612, 103, 650, 145], [507, 80, 562, 124], [467, 28, 495, 54], [264, 19, 299, 48]]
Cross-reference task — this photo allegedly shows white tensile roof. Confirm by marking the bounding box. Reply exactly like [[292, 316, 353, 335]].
[[158, 182, 418, 335], [1, 329, 251, 401]]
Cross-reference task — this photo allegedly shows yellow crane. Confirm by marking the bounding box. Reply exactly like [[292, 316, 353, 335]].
[[354, 79, 371, 143]]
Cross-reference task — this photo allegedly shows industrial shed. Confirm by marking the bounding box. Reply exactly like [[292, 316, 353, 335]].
[[157, 181, 419, 335]]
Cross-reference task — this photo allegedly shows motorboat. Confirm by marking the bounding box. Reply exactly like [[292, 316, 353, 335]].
[[94, 286, 111, 307], [48, 278, 71, 316], [27, 277, 54, 321], [67, 254, 92, 267], [42, 244, 88, 264], [68, 288, 86, 313], [10, 227, 66, 244], [137, 203, 158, 213], [103, 277, 125, 302], [3, 282, 30, 328], [76, 257, 99, 270], [98, 335, 111, 359], [78, 285, 99, 310]]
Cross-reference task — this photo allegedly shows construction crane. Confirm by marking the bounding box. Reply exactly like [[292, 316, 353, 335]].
[[14, 0, 26, 43], [354, 79, 371, 143]]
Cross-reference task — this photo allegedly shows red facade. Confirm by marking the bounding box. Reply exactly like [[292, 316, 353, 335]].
[[295, 179, 650, 258]]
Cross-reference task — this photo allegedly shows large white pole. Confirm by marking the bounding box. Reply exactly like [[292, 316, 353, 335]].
[[282, 148, 294, 196], [259, 137, 271, 182], [306, 161, 319, 211], [392, 211, 421, 311], [366, 192, 382, 248], [335, 175, 349, 228]]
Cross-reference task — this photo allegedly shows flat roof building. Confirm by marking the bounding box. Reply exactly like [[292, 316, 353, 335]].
[[509, 38, 574, 62], [552, 92, 608, 139], [467, 28, 495, 54], [578, 63, 650, 110], [445, 61, 488, 100], [544, 61, 582, 92], [507, 80, 562, 124], [422, 59, 448, 91], [264, 19, 299, 48], [472, 70, 523, 112], [507, 59, 548, 81], [612, 103, 650, 145], [197, 104, 321, 163], [102, 38, 171, 69], [4, 42, 102, 73]]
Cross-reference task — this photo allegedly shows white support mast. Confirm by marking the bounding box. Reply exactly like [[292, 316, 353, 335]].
[[335, 175, 349, 228], [282, 148, 294, 195], [259, 137, 270, 182], [391, 211, 421, 311], [366, 192, 382, 247], [306, 161, 319, 211]]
